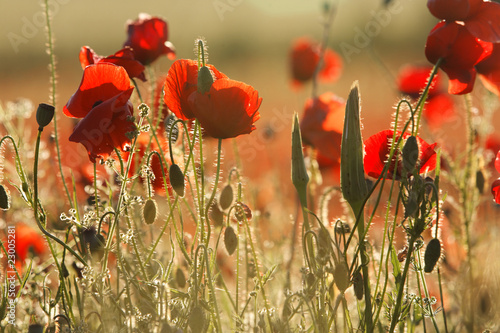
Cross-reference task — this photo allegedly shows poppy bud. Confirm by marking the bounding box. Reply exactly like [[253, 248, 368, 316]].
[[476, 169, 485, 194], [143, 198, 157, 225], [188, 306, 206, 333], [424, 238, 441, 273], [175, 267, 186, 288], [219, 184, 233, 210], [291, 112, 309, 207], [224, 226, 238, 255], [28, 324, 44, 333], [0, 184, 10, 210], [333, 260, 350, 292], [36, 103, 55, 129], [353, 271, 364, 300], [341, 82, 368, 213], [197, 66, 214, 94], [169, 164, 185, 197], [209, 202, 224, 227], [402, 135, 419, 172]]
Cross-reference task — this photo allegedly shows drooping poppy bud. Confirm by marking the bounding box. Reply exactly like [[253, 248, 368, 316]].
[[197, 66, 214, 94], [424, 238, 441, 273], [169, 163, 185, 197], [0, 184, 10, 210], [143, 198, 157, 225]]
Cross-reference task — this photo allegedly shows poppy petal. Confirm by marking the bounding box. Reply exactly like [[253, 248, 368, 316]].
[[427, 0, 482, 21], [465, 1, 500, 43], [491, 178, 500, 204], [64, 63, 133, 118]]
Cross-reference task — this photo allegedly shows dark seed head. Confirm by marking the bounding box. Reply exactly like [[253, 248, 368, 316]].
[[424, 238, 441, 273]]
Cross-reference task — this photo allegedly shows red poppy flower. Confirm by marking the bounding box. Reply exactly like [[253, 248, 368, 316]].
[[300, 92, 344, 168], [491, 150, 500, 204], [79, 46, 146, 81], [427, 0, 500, 43], [476, 43, 500, 96], [421, 94, 455, 129], [69, 88, 135, 163], [64, 63, 134, 119], [14, 224, 47, 263], [163, 59, 227, 120], [123, 13, 175, 65], [187, 78, 262, 139], [364, 130, 437, 180], [289, 37, 342, 88], [425, 21, 493, 95]]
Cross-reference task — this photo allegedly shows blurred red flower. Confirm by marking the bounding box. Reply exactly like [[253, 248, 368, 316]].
[[163, 59, 227, 120], [300, 92, 344, 168], [364, 130, 437, 180], [188, 78, 262, 139], [79, 46, 146, 81], [397, 64, 455, 129], [123, 13, 175, 65], [476, 44, 500, 96], [14, 224, 47, 264], [289, 37, 342, 88], [64, 63, 136, 163]]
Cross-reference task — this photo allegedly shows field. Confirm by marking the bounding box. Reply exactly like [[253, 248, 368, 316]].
[[1, 0, 499, 332]]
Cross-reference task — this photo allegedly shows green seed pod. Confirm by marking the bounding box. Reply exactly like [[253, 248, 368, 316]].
[[0, 184, 10, 210], [219, 184, 234, 210], [224, 226, 238, 255], [169, 164, 185, 197], [353, 271, 364, 300], [188, 306, 205, 333], [36, 103, 55, 129], [402, 135, 419, 172], [424, 238, 441, 273], [333, 260, 350, 292], [197, 66, 214, 94], [143, 198, 157, 225]]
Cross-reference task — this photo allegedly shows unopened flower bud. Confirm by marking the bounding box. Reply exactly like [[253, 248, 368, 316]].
[[353, 271, 364, 300], [36, 103, 55, 129], [341, 82, 368, 213], [402, 135, 419, 172], [224, 226, 238, 255], [143, 198, 157, 225], [333, 260, 350, 292], [0, 184, 10, 210], [424, 238, 441, 273], [476, 169, 485, 194], [197, 66, 214, 94], [169, 164, 185, 197], [219, 184, 233, 210], [291, 113, 309, 207]]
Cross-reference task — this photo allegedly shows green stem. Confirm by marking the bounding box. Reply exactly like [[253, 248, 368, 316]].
[[204, 138, 223, 244], [43, 0, 73, 208], [356, 209, 373, 332], [389, 235, 417, 332]]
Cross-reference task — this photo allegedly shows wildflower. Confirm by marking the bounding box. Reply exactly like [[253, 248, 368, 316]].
[[300, 92, 344, 168], [363, 130, 437, 180], [123, 13, 175, 65], [14, 224, 47, 264], [396, 65, 455, 128], [163, 59, 227, 120], [79, 46, 146, 81], [289, 37, 342, 88], [187, 78, 262, 139], [491, 150, 500, 204], [425, 0, 500, 94], [64, 63, 136, 162], [476, 44, 500, 96]]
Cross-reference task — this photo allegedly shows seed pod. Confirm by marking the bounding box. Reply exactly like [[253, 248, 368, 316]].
[[402, 135, 419, 172], [353, 271, 364, 300], [0, 184, 10, 210], [197, 65, 214, 94], [143, 198, 157, 225], [424, 238, 441, 273], [224, 226, 238, 255], [36, 103, 55, 129], [169, 164, 185, 197], [219, 184, 233, 210], [188, 306, 205, 333], [333, 260, 350, 292]]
